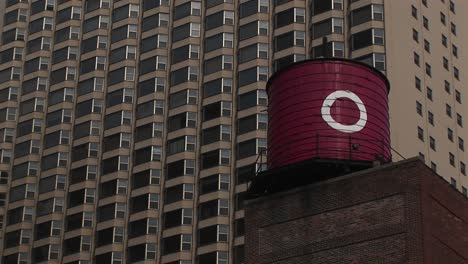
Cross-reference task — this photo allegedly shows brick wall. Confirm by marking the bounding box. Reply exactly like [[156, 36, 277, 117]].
[[245, 158, 468, 264], [420, 162, 468, 263]]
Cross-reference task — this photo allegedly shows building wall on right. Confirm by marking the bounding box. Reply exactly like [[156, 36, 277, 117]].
[[385, 0, 468, 193], [420, 160, 468, 263]]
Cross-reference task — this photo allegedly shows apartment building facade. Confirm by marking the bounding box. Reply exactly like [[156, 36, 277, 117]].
[[0, 0, 465, 263]]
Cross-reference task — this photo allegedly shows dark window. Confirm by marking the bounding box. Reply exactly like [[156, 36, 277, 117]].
[[239, 21, 265, 41], [166, 159, 195, 180], [351, 5, 374, 26], [168, 112, 196, 132], [236, 164, 256, 184], [132, 169, 161, 190], [164, 184, 184, 204], [170, 66, 196, 86], [65, 212, 83, 231], [198, 225, 218, 245], [138, 78, 165, 97], [199, 199, 228, 220], [68, 189, 85, 208], [162, 234, 191, 255], [274, 8, 295, 28], [351, 29, 373, 50], [203, 78, 232, 98], [63, 236, 81, 255], [200, 174, 230, 194], [205, 11, 225, 30], [173, 23, 191, 42], [234, 245, 245, 264], [135, 122, 163, 142], [7, 207, 25, 226], [96, 227, 113, 246], [99, 179, 117, 199]]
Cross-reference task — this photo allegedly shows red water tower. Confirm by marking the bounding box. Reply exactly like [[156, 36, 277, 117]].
[[249, 58, 391, 196], [268, 59, 390, 168]]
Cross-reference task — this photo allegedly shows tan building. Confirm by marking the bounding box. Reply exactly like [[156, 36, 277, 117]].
[[0, 0, 465, 263]]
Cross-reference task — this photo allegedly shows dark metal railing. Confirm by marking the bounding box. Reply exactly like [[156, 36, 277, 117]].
[[254, 134, 390, 175]]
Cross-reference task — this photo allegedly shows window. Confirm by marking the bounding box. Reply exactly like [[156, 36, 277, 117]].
[[0, 128, 14, 143], [445, 80, 451, 94], [166, 159, 195, 180], [449, 152, 455, 167], [450, 1, 455, 13], [356, 53, 386, 71], [9, 184, 36, 202], [170, 66, 199, 86], [411, 5, 418, 19], [457, 113, 463, 127], [417, 126, 424, 141], [461, 162, 466, 176], [0, 107, 17, 122], [39, 175, 66, 193], [274, 7, 305, 28], [426, 87, 432, 101], [454, 67, 460, 80], [459, 137, 464, 151], [440, 12, 446, 25], [428, 112, 434, 126], [200, 174, 230, 194], [413, 29, 419, 42], [132, 169, 161, 189], [446, 104, 452, 117], [203, 78, 232, 98], [416, 101, 422, 116], [451, 22, 456, 35], [452, 44, 458, 58], [425, 63, 431, 77], [201, 149, 231, 169], [172, 22, 200, 42], [448, 128, 454, 142], [423, 16, 429, 29], [424, 39, 430, 53], [239, 0, 269, 18], [239, 20, 268, 40], [456, 90, 462, 103], [350, 4, 383, 26], [168, 112, 197, 132], [238, 66, 268, 86], [414, 52, 420, 66], [138, 78, 165, 97], [168, 136, 196, 155], [0, 171, 8, 184], [429, 137, 436, 151], [203, 55, 233, 75], [205, 33, 233, 52], [443, 57, 449, 70], [442, 34, 448, 47], [205, 10, 234, 29], [274, 31, 305, 52], [415, 76, 421, 90]]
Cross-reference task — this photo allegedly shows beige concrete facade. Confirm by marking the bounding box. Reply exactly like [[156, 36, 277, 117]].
[[0, 0, 466, 263], [385, 0, 468, 193]]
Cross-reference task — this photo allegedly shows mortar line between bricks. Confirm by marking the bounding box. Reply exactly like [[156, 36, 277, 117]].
[[258, 192, 404, 228], [266, 231, 407, 263], [428, 193, 465, 221], [430, 234, 468, 261]]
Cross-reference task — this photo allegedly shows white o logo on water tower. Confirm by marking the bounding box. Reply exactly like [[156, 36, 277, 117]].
[[321, 90, 367, 133]]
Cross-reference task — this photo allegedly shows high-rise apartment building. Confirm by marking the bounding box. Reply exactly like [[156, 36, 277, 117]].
[[0, 0, 465, 263]]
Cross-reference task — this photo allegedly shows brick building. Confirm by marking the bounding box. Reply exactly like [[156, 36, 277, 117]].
[[245, 158, 468, 264]]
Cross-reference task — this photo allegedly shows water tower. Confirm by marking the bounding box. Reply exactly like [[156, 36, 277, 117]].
[[249, 58, 391, 196]]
